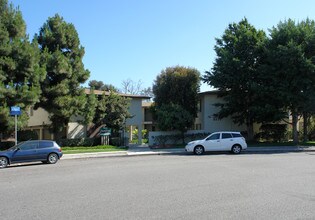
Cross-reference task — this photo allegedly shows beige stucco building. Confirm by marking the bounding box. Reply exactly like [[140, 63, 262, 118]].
[[196, 91, 248, 132], [26, 89, 276, 145], [25, 89, 150, 143]]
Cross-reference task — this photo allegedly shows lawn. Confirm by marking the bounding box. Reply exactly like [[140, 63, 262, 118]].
[[61, 145, 128, 154]]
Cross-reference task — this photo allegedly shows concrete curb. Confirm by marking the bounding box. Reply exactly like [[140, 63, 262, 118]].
[[61, 146, 315, 160]]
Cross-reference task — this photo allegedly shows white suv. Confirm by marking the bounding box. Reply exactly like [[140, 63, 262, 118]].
[[185, 131, 247, 155]]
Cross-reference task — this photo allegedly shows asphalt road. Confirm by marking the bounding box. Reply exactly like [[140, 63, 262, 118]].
[[1, 152, 315, 220]]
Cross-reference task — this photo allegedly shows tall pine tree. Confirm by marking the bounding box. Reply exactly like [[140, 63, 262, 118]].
[[0, 0, 45, 137], [36, 14, 90, 138]]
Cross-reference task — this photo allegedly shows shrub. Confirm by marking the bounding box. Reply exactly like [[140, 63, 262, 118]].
[[110, 137, 121, 146], [56, 137, 100, 147], [152, 132, 211, 146], [132, 129, 148, 142], [255, 124, 287, 142]]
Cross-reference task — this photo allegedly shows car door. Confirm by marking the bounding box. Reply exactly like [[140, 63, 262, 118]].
[[36, 141, 53, 160], [11, 141, 39, 163], [220, 133, 234, 150], [203, 133, 221, 151]]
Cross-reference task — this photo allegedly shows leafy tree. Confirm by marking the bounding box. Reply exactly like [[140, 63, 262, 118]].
[[203, 18, 267, 140], [155, 103, 195, 132], [265, 19, 315, 143], [0, 0, 45, 136], [153, 66, 200, 134], [88, 80, 119, 92], [35, 14, 90, 137], [94, 92, 131, 131]]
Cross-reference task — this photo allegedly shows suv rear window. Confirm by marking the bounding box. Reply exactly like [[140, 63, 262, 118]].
[[222, 133, 233, 139], [38, 141, 54, 149], [232, 133, 242, 138]]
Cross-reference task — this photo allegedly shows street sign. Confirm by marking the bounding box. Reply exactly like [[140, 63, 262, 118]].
[[100, 127, 111, 136], [10, 106, 21, 146], [10, 106, 21, 116]]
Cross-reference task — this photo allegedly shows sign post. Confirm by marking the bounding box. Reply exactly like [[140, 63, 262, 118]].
[[100, 127, 111, 145], [10, 106, 21, 145]]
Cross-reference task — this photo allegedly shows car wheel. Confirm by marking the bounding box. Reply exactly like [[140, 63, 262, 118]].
[[231, 145, 242, 154], [0, 156, 8, 168], [194, 146, 204, 155], [47, 153, 59, 164]]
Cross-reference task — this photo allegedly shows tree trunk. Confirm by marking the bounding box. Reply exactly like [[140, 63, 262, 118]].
[[303, 112, 309, 142], [292, 111, 299, 144], [246, 122, 254, 141], [181, 131, 185, 145]]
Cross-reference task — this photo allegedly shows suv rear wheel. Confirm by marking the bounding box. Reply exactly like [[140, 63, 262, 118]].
[[231, 145, 242, 154]]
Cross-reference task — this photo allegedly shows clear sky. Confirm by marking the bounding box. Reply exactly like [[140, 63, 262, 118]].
[[10, 0, 315, 92]]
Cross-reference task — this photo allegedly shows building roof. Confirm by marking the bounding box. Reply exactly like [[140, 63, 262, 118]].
[[198, 90, 220, 95], [84, 88, 151, 99]]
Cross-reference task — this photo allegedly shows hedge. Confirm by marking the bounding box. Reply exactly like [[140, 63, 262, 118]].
[[56, 137, 101, 147], [152, 132, 211, 147]]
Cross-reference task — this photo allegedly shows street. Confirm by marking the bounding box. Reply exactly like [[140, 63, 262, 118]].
[[1, 152, 315, 220]]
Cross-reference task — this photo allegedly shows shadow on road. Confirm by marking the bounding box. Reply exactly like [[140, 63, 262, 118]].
[[158, 149, 311, 157], [5, 162, 48, 169]]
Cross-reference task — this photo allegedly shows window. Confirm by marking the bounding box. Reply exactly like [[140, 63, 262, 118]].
[[38, 141, 54, 149], [222, 133, 232, 139], [206, 133, 220, 140], [232, 133, 242, 138], [19, 141, 38, 150]]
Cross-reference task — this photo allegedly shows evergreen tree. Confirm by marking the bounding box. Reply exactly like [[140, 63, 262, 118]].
[[81, 89, 97, 125], [0, 0, 45, 136], [88, 80, 119, 92], [36, 14, 90, 137], [94, 92, 131, 131]]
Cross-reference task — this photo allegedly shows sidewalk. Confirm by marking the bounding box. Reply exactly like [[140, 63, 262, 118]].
[[61, 145, 315, 160]]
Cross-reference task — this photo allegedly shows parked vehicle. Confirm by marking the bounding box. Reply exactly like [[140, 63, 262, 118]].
[[0, 140, 62, 168], [185, 131, 247, 155]]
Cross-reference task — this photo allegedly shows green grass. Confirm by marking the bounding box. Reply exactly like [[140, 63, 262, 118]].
[[61, 145, 128, 154]]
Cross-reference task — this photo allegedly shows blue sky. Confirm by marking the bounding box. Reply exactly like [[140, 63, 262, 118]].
[[10, 0, 315, 92]]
